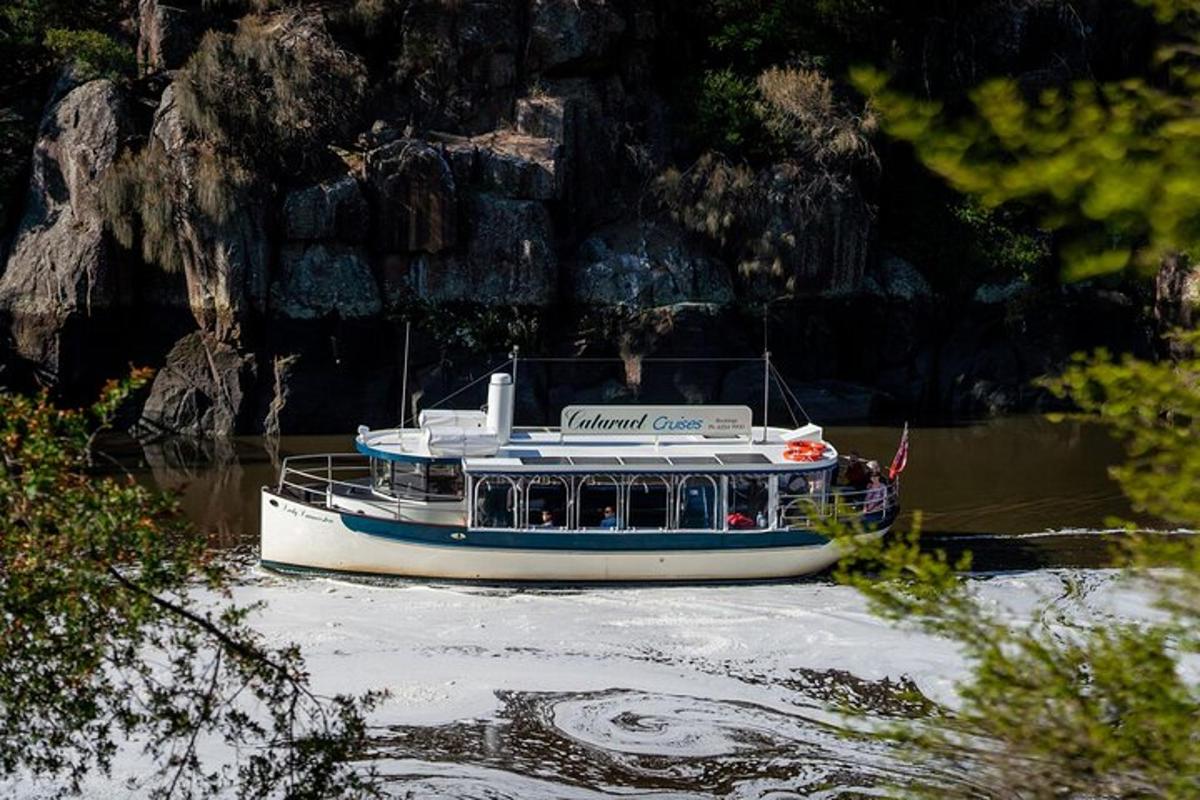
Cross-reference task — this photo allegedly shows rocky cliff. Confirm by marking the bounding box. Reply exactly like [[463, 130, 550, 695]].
[[0, 1, 1183, 435]]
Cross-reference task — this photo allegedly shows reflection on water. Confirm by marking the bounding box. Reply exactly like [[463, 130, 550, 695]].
[[109, 415, 1150, 568]]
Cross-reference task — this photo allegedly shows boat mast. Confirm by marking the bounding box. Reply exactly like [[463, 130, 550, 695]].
[[762, 349, 770, 443], [400, 320, 411, 427]]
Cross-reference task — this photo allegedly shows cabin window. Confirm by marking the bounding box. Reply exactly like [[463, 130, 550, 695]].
[[474, 476, 519, 528], [778, 471, 818, 527], [391, 461, 428, 499], [371, 459, 392, 494], [579, 475, 622, 529], [728, 475, 769, 530], [526, 476, 570, 529], [626, 476, 671, 529], [427, 462, 465, 501], [676, 475, 720, 530]]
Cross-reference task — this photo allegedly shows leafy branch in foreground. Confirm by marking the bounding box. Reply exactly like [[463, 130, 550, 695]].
[[850, 0, 1200, 280], [0, 371, 381, 798], [830, 333, 1200, 799]]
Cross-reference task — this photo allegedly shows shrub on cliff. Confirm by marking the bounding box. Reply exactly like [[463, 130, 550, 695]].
[[175, 12, 366, 174], [0, 372, 380, 795], [43, 28, 133, 80], [100, 10, 367, 275]]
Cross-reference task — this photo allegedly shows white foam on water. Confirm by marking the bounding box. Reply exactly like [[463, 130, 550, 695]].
[[5, 566, 1185, 798]]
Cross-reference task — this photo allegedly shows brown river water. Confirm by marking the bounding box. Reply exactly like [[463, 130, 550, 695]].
[[112, 414, 1152, 572]]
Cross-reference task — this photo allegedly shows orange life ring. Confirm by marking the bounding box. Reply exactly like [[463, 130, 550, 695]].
[[783, 440, 826, 462]]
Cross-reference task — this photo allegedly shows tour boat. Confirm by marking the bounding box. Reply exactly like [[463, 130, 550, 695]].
[[260, 363, 901, 582]]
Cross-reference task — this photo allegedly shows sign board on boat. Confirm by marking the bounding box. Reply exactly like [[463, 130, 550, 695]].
[[560, 406, 753, 437]]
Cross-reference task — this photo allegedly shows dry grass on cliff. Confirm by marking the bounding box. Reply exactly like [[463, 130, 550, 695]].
[[756, 67, 878, 169]]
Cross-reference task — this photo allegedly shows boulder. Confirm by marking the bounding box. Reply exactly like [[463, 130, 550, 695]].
[[863, 255, 932, 301], [150, 84, 270, 342], [138, 331, 256, 438], [366, 138, 457, 254], [0, 79, 131, 384], [137, 0, 205, 75], [433, 131, 561, 200], [270, 243, 382, 320], [569, 220, 733, 307], [527, 0, 626, 72], [474, 132, 561, 200], [282, 173, 369, 243]]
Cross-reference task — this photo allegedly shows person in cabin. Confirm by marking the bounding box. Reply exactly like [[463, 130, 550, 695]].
[[537, 509, 556, 528], [599, 506, 618, 529]]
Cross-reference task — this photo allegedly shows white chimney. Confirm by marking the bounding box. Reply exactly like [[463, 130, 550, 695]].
[[486, 372, 514, 444]]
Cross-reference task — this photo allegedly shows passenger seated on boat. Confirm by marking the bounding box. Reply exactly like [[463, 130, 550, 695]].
[[841, 453, 870, 490], [537, 509, 557, 528], [599, 506, 618, 529], [863, 471, 887, 521]]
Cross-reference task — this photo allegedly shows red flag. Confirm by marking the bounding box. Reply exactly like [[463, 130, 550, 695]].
[[889, 423, 909, 480]]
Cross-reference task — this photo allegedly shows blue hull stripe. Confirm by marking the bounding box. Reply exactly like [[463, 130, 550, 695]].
[[339, 513, 833, 551]]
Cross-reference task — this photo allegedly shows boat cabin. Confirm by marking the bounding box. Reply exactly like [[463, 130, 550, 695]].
[[324, 373, 889, 533]]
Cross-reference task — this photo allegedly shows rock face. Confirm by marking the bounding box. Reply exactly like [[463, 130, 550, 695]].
[[139, 331, 256, 438], [150, 85, 269, 342], [366, 139, 457, 254], [1155, 254, 1199, 352], [527, 0, 627, 71], [459, 193, 556, 304], [570, 221, 734, 307], [270, 244, 381, 319], [282, 174, 369, 243], [137, 0, 206, 74], [0, 79, 131, 384]]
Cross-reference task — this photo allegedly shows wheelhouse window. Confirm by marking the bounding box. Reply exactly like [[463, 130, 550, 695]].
[[526, 476, 570, 529], [427, 462, 465, 501], [579, 475, 621, 529], [677, 475, 720, 530], [474, 476, 518, 528], [371, 459, 392, 494], [627, 476, 671, 529], [392, 461, 427, 498], [727, 475, 769, 530]]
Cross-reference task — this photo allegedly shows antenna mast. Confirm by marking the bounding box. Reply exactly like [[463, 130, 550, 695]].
[[762, 350, 771, 443], [400, 320, 412, 427]]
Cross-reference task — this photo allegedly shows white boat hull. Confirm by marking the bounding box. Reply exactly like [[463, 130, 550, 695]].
[[260, 489, 886, 582]]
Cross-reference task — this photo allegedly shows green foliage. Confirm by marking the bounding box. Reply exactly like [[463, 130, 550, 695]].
[[835, 496, 1200, 796], [43, 28, 133, 81], [695, 69, 759, 151], [851, 0, 1200, 279], [1, 0, 125, 47], [0, 374, 381, 796]]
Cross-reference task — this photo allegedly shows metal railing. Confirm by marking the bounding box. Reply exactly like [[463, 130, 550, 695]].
[[778, 480, 900, 529], [277, 454, 376, 507]]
